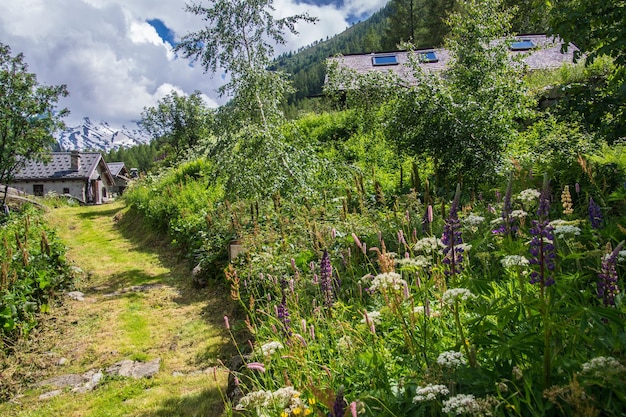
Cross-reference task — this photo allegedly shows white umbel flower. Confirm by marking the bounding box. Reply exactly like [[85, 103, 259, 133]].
[[436, 350, 467, 368], [413, 384, 449, 403], [442, 288, 475, 305], [442, 394, 481, 415]]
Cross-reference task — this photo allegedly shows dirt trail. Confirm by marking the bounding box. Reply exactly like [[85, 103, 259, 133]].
[[1, 202, 233, 417]]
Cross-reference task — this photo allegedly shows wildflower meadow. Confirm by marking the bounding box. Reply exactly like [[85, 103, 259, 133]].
[[161, 165, 625, 416]]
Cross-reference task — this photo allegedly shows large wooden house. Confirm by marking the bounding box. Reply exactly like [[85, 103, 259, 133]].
[[8, 151, 115, 204]]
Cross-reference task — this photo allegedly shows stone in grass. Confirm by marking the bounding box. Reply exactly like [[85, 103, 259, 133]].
[[66, 291, 85, 301], [106, 358, 161, 379], [38, 390, 63, 400], [72, 370, 103, 394], [36, 374, 84, 389]]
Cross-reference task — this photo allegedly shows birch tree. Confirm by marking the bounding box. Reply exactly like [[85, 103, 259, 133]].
[[174, 0, 320, 199]]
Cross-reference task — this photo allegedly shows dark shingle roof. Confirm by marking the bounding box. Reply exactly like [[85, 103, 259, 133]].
[[328, 34, 578, 84], [14, 152, 104, 181]]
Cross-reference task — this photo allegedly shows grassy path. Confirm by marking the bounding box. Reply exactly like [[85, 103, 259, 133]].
[[1, 202, 233, 417]]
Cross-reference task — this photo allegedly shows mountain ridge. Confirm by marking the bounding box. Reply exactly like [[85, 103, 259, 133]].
[[56, 117, 151, 152]]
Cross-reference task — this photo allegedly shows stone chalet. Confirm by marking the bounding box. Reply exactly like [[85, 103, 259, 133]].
[[8, 151, 115, 204], [327, 34, 579, 86]]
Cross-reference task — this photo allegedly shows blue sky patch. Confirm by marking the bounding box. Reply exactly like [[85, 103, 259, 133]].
[[147, 18, 176, 46]]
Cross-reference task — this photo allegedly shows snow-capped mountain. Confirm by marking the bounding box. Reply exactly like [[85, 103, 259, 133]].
[[56, 117, 151, 151]]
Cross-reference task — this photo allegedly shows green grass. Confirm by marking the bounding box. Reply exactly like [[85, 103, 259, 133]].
[[0, 201, 235, 416]]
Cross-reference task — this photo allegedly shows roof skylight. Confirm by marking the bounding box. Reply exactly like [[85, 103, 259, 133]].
[[372, 55, 398, 66], [510, 39, 536, 51], [419, 51, 438, 63]]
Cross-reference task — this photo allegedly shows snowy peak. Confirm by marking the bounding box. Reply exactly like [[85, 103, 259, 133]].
[[56, 117, 151, 151]]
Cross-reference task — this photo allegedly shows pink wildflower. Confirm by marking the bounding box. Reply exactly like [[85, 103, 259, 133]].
[[246, 362, 266, 372], [350, 401, 358, 417]]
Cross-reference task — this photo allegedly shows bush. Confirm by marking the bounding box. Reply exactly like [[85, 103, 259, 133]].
[[1, 205, 78, 347]]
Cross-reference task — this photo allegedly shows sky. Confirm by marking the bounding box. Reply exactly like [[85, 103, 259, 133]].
[[0, 0, 388, 128]]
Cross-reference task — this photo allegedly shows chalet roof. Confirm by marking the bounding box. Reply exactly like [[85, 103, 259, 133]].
[[107, 162, 128, 177], [328, 34, 578, 84], [13, 152, 115, 185]]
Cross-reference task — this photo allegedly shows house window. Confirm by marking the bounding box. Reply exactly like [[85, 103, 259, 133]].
[[102, 187, 107, 198], [510, 39, 536, 51], [419, 51, 439, 63], [372, 55, 398, 66], [63, 188, 70, 194], [33, 184, 44, 196]]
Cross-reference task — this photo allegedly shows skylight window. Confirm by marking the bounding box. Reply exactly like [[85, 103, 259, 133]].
[[372, 55, 398, 66], [419, 51, 438, 63], [510, 39, 536, 51]]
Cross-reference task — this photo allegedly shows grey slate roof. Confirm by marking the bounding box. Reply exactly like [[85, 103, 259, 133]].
[[13, 152, 112, 183], [107, 162, 127, 177], [328, 34, 578, 84]]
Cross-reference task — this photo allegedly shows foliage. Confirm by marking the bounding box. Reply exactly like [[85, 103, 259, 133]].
[[140, 90, 214, 161], [546, 56, 624, 144], [0, 43, 69, 209], [546, 0, 626, 144], [123, 159, 231, 274], [0, 205, 77, 348], [382, 0, 530, 192]]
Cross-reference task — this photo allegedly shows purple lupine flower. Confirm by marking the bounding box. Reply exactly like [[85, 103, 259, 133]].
[[575, 182, 580, 194], [320, 249, 334, 308], [588, 197, 603, 229], [441, 184, 464, 276], [276, 276, 292, 337], [277, 293, 292, 337], [598, 241, 624, 306], [529, 177, 556, 287], [328, 387, 347, 417]]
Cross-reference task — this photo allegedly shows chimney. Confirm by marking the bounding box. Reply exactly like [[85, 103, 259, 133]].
[[70, 151, 81, 171]]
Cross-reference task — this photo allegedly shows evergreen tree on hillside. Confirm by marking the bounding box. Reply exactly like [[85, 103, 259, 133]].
[[384, 0, 456, 49]]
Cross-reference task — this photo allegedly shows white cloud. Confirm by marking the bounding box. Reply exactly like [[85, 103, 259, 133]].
[[0, 0, 387, 128]]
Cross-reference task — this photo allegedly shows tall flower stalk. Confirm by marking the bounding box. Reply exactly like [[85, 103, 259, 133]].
[[320, 249, 334, 311], [498, 172, 517, 237], [598, 241, 624, 307], [528, 174, 555, 387], [529, 178, 556, 289], [588, 197, 603, 229], [441, 184, 464, 279], [277, 277, 292, 338]]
